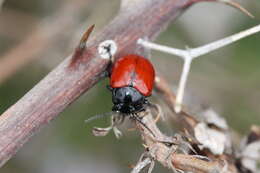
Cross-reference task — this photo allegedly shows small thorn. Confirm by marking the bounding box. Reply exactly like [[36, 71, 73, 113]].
[[219, 0, 254, 18], [78, 24, 95, 50], [69, 24, 95, 68]]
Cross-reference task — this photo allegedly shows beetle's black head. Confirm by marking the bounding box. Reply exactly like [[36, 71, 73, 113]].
[[111, 87, 147, 114]]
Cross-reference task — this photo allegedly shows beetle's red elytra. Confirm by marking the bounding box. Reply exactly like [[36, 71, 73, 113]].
[[110, 54, 155, 96], [109, 54, 155, 114]]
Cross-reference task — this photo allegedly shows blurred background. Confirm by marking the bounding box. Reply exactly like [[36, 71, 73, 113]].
[[0, 0, 259, 172]]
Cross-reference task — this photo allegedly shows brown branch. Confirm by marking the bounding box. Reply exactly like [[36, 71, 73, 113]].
[[154, 75, 198, 130], [0, 0, 197, 167]]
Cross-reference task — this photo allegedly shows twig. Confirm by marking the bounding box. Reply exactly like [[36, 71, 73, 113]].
[[154, 75, 198, 128], [0, 0, 199, 167], [131, 157, 153, 173], [138, 24, 260, 113], [190, 0, 254, 18]]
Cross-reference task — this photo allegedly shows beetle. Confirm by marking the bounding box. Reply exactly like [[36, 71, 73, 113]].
[[109, 54, 155, 114]]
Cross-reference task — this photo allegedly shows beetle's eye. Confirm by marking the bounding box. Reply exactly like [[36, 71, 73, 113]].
[[112, 89, 125, 104], [116, 91, 124, 101]]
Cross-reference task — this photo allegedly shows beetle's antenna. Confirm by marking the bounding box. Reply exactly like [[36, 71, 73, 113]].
[[85, 112, 113, 123], [131, 113, 156, 138]]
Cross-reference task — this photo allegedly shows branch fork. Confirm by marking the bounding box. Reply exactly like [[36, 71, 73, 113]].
[[138, 24, 260, 113]]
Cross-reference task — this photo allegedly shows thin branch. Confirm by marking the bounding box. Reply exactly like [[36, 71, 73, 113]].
[[218, 0, 254, 18], [190, 0, 254, 18], [138, 24, 260, 113], [190, 24, 260, 58], [131, 157, 153, 173], [175, 55, 192, 113], [0, 0, 198, 167], [154, 75, 198, 128]]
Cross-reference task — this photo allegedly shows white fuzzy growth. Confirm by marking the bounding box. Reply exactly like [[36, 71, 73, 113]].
[[202, 109, 228, 130], [241, 141, 260, 172], [98, 40, 117, 59], [194, 123, 227, 155]]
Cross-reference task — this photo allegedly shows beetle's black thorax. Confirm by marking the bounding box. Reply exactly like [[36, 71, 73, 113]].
[[111, 87, 148, 114]]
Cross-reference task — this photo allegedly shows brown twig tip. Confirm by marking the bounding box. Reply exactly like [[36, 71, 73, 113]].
[[191, 0, 254, 18], [218, 0, 254, 18], [69, 24, 95, 67], [79, 24, 95, 50]]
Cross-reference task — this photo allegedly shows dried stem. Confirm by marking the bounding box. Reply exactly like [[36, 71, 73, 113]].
[[133, 110, 237, 173], [154, 75, 198, 129], [131, 157, 153, 173]]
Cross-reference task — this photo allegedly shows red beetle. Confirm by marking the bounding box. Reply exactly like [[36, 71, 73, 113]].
[[109, 54, 155, 114]]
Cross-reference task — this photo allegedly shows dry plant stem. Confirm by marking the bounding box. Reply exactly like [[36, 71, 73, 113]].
[[131, 157, 152, 173], [135, 111, 235, 173], [190, 0, 253, 18], [139, 24, 260, 113], [0, 0, 200, 167], [154, 75, 198, 129], [0, 0, 88, 84]]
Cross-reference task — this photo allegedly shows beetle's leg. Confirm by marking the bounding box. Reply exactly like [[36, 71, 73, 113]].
[[131, 113, 156, 138], [147, 103, 164, 123], [153, 104, 163, 123]]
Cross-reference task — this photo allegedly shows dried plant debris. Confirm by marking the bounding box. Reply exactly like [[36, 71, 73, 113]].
[[91, 114, 124, 138], [238, 126, 260, 173], [194, 122, 230, 155], [201, 109, 228, 130], [240, 141, 260, 172]]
